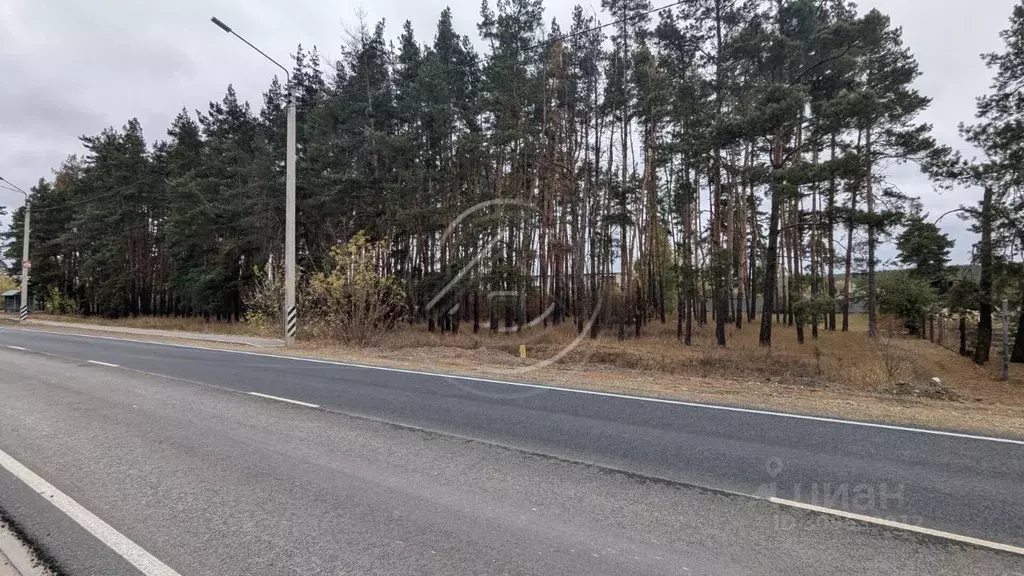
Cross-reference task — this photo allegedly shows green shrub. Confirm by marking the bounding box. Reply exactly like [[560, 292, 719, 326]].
[[302, 231, 407, 346], [44, 287, 80, 315], [874, 273, 937, 335], [0, 273, 16, 293]]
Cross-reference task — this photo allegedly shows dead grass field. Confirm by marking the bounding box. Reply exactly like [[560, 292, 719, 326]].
[[6, 312, 1022, 437], [351, 313, 1020, 391], [375, 314, 901, 389]]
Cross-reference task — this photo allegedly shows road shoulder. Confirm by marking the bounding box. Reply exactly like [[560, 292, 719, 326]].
[[0, 465, 140, 576]]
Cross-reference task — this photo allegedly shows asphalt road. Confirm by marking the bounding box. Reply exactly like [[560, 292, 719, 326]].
[[0, 326, 1022, 575]]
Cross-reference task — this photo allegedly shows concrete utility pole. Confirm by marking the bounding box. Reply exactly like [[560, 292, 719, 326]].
[[20, 200, 29, 320], [1, 176, 29, 320], [210, 17, 297, 346], [284, 89, 297, 345]]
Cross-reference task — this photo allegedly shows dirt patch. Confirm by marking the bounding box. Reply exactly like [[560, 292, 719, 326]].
[[378, 346, 526, 368], [883, 379, 962, 401]]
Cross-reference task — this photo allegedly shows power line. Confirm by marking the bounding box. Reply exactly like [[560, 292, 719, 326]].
[[0, 177, 28, 196], [26, 179, 152, 214]]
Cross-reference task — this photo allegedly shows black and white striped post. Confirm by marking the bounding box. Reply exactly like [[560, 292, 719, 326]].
[[286, 305, 297, 342]]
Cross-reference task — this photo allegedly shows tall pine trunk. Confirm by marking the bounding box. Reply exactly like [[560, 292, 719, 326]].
[[760, 182, 781, 346], [974, 185, 994, 364], [842, 181, 856, 332], [827, 136, 837, 331], [760, 138, 785, 346], [865, 125, 877, 337]]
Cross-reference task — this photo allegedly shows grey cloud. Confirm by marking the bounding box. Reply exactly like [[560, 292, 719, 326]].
[[0, 85, 108, 137]]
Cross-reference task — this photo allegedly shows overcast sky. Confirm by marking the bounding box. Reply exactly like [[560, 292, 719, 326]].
[[0, 0, 1017, 264]]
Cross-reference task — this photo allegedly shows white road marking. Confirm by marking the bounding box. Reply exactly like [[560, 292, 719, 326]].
[[770, 497, 1024, 556], [0, 447, 181, 576], [2, 326, 1023, 446], [87, 360, 119, 368], [5, 345, 27, 351], [248, 392, 320, 408], [2, 327, 1023, 558]]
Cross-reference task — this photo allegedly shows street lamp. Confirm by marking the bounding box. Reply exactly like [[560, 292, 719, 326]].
[[0, 176, 29, 321], [210, 16, 297, 346]]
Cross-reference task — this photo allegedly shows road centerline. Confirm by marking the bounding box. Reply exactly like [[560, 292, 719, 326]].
[[86, 360, 119, 368]]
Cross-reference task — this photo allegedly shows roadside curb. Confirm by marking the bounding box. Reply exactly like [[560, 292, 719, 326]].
[[18, 319, 283, 349], [0, 522, 50, 576]]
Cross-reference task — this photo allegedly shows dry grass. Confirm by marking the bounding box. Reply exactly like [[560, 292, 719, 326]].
[[367, 314, 906, 391]]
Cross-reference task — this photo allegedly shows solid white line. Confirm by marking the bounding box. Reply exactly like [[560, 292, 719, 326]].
[[6, 345, 27, 351], [0, 447, 181, 576], [769, 497, 1024, 556], [248, 392, 320, 408], [3, 326, 1023, 446], [87, 360, 119, 368]]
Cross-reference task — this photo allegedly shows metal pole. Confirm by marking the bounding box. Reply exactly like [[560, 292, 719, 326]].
[[284, 90, 297, 346], [1002, 298, 1010, 382], [20, 200, 30, 321]]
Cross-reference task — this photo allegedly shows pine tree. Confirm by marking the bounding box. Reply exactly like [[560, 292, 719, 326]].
[[962, 1, 1024, 363], [4, 0, 968, 351], [851, 9, 944, 337], [896, 205, 954, 286]]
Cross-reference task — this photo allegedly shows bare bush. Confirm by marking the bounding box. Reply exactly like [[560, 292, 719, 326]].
[[242, 264, 285, 336], [874, 326, 911, 383], [302, 231, 407, 346]]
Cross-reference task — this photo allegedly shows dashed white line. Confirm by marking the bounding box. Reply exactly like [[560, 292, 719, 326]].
[[769, 497, 1024, 556], [2, 326, 1023, 446], [0, 447, 182, 576], [6, 345, 27, 351], [248, 392, 320, 408], [87, 360, 119, 368]]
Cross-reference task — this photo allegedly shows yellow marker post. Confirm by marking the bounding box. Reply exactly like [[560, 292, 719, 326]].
[[519, 344, 527, 359]]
